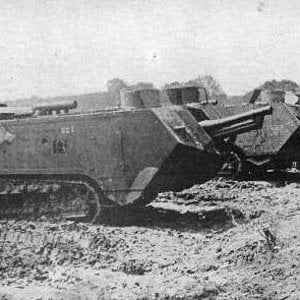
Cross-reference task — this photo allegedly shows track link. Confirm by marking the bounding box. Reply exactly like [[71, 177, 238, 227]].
[[0, 177, 108, 222]]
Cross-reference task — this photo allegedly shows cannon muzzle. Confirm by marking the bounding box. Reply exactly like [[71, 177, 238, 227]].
[[33, 101, 77, 116], [199, 105, 272, 138]]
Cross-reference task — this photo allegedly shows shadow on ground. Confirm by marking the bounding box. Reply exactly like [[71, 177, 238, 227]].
[[96, 205, 244, 232]]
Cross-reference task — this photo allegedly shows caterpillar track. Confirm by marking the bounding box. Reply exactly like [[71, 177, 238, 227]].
[[0, 176, 113, 222]]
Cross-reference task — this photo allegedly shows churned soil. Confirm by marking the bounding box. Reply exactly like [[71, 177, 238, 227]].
[[1, 178, 300, 299]]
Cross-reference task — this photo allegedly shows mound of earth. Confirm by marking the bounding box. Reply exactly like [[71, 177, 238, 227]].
[[1, 178, 300, 299]]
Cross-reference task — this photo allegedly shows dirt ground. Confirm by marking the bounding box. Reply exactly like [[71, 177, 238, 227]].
[[1, 178, 300, 299]]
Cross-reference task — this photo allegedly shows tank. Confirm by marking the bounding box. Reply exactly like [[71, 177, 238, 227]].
[[170, 86, 300, 175], [0, 88, 271, 222]]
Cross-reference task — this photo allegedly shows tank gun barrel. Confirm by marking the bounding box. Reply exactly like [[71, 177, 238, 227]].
[[199, 105, 272, 138], [0, 107, 34, 119], [33, 100, 77, 116]]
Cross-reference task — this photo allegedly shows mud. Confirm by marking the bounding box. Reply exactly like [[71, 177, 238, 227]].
[[1, 178, 300, 299]]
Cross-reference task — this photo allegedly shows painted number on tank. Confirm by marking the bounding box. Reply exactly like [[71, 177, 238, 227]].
[[61, 126, 74, 134]]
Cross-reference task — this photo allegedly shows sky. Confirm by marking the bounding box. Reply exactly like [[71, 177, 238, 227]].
[[0, 0, 299, 99]]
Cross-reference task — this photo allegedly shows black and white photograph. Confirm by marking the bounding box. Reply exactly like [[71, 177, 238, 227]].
[[0, 0, 300, 299]]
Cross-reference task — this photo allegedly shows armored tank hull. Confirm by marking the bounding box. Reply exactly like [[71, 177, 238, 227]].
[[174, 87, 300, 175], [230, 91, 300, 174], [0, 88, 271, 222]]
